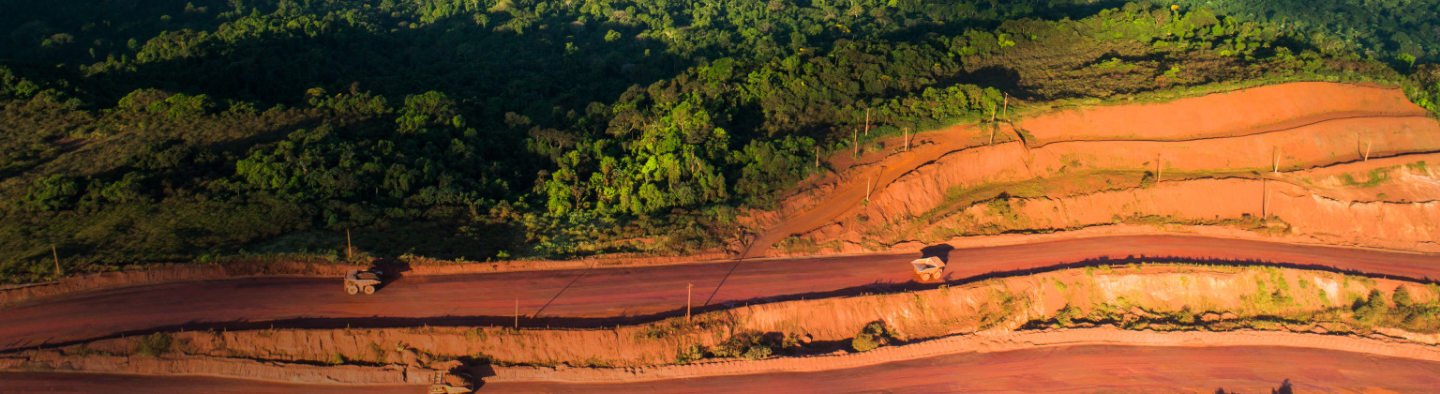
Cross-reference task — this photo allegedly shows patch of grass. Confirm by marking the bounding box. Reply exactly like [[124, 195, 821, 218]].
[[132, 332, 172, 357]]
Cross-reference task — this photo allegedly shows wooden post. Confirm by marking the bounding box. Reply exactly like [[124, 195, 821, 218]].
[[1156, 155, 1162, 184], [52, 245, 61, 276], [853, 129, 859, 157], [1265, 189, 1272, 219], [686, 283, 693, 322], [866, 177, 872, 202], [864, 108, 871, 136], [1262, 178, 1267, 218], [346, 229, 353, 259], [1273, 146, 1281, 173]]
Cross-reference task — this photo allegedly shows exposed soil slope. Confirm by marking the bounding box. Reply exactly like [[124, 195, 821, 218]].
[[744, 82, 1434, 258]]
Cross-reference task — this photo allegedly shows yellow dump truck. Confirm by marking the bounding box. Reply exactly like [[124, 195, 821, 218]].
[[910, 257, 946, 283], [344, 269, 383, 295]]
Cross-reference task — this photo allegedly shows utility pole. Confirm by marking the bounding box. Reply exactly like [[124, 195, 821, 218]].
[[52, 245, 61, 276], [1156, 155, 1163, 184], [865, 108, 871, 136], [346, 229, 353, 259], [1003, 92, 1009, 119], [853, 129, 859, 157], [815, 147, 820, 169], [903, 128, 909, 151], [1272, 146, 1282, 173], [686, 283, 693, 322], [1262, 178, 1269, 218]]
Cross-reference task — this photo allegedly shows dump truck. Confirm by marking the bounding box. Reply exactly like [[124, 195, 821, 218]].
[[344, 269, 383, 295], [910, 257, 946, 283]]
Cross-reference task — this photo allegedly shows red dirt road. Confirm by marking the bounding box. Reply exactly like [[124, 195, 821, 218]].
[[0, 372, 419, 394], [481, 345, 1440, 393], [3, 235, 1437, 350], [8, 345, 1438, 393]]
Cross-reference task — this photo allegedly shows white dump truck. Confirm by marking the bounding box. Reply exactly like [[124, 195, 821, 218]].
[[910, 257, 946, 283], [344, 269, 384, 295]]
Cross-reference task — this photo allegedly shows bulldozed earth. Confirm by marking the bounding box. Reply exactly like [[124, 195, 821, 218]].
[[7, 81, 1440, 392]]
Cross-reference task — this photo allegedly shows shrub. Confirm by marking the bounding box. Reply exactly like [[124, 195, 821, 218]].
[[133, 332, 173, 357], [1394, 286, 1415, 308], [711, 331, 776, 360], [852, 321, 891, 352], [675, 344, 705, 364]]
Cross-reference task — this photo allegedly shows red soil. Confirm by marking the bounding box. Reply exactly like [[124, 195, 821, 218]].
[[862, 115, 1440, 226], [0, 372, 420, 394], [482, 345, 1440, 393], [1018, 82, 1427, 145], [5, 235, 1439, 351], [744, 82, 1433, 258], [918, 177, 1440, 251]]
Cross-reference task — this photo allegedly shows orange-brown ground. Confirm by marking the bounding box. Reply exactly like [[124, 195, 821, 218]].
[[480, 345, 1440, 393], [9, 345, 1440, 393], [6, 235, 1439, 351], [752, 82, 1440, 257]]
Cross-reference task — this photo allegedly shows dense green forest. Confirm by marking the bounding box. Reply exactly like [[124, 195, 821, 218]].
[[0, 0, 1431, 282]]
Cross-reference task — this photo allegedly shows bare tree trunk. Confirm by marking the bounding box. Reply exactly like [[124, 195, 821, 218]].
[[1003, 93, 1008, 119]]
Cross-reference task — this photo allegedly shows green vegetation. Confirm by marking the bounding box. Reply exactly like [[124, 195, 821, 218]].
[[711, 331, 787, 360], [0, 0, 1437, 282], [132, 332, 173, 357], [851, 321, 892, 352]]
